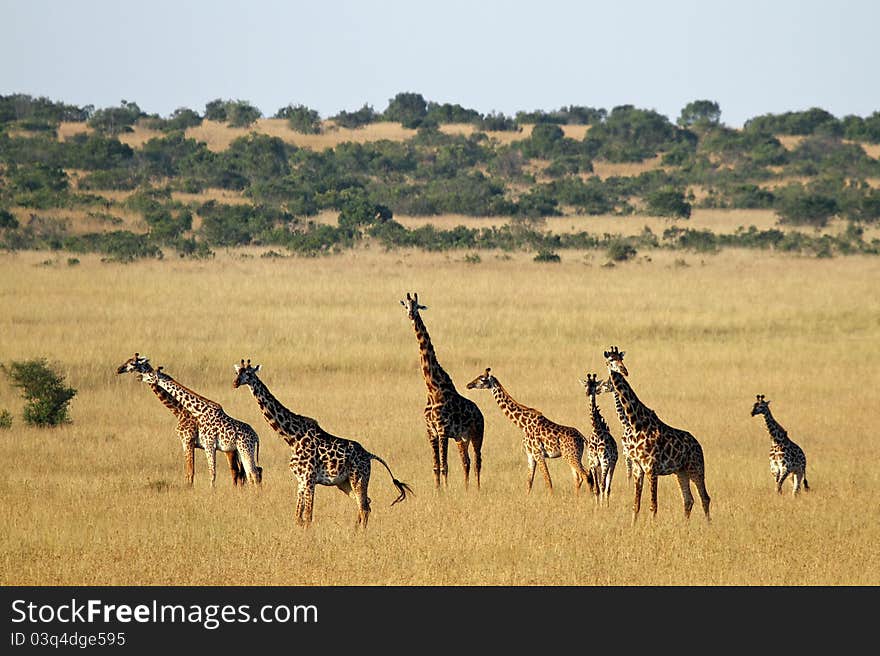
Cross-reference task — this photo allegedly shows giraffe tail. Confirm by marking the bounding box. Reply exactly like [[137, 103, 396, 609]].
[[370, 453, 414, 506]]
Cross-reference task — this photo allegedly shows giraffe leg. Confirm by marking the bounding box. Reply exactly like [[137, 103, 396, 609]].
[[294, 483, 307, 526], [456, 438, 471, 490], [204, 444, 218, 488], [632, 469, 644, 524], [471, 431, 483, 490], [792, 473, 802, 496], [570, 466, 583, 496], [428, 433, 442, 489], [693, 475, 711, 521], [648, 471, 659, 517], [438, 437, 450, 488], [351, 468, 371, 530], [777, 470, 789, 495], [526, 455, 537, 494], [302, 476, 317, 527], [224, 451, 241, 486], [676, 472, 695, 519], [536, 456, 553, 494], [183, 442, 195, 486]]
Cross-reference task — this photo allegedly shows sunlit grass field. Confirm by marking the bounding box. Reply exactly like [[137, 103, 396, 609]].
[[1, 246, 878, 586]]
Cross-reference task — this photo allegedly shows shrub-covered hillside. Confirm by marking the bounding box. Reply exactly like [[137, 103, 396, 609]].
[[2, 93, 879, 260]]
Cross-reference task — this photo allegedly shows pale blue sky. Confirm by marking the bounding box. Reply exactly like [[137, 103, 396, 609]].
[[2, 0, 878, 127]]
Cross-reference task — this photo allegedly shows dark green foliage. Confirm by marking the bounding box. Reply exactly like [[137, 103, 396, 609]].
[[0, 209, 19, 229], [2, 358, 77, 427], [0, 93, 91, 125], [87, 100, 144, 135], [425, 102, 482, 124], [606, 239, 637, 261], [64, 230, 163, 261], [678, 100, 721, 128], [516, 106, 606, 125], [330, 104, 378, 129], [275, 104, 322, 134], [163, 107, 203, 131], [475, 112, 519, 132], [744, 108, 842, 136], [384, 92, 428, 128], [204, 99, 261, 127], [585, 105, 684, 162], [0, 408, 11, 429], [646, 186, 692, 218], [775, 185, 838, 227], [842, 111, 880, 143], [533, 249, 561, 262]]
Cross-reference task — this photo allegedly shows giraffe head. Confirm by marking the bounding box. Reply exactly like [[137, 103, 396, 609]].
[[579, 372, 605, 397], [751, 394, 771, 417], [603, 346, 628, 377], [232, 359, 261, 389], [400, 292, 428, 321], [466, 367, 498, 390], [116, 352, 153, 376]]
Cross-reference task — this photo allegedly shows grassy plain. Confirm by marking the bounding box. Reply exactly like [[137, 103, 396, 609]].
[[1, 246, 879, 586]]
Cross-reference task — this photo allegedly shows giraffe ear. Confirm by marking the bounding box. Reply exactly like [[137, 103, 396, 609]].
[[254, 364, 261, 372]]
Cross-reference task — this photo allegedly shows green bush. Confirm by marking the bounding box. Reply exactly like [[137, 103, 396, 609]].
[[2, 358, 77, 426], [646, 186, 692, 218], [0, 409, 11, 429], [275, 104, 322, 134]]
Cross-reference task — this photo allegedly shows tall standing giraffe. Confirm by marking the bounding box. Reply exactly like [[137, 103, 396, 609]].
[[232, 359, 411, 528], [466, 368, 594, 496], [116, 353, 246, 486], [603, 346, 710, 522], [138, 365, 262, 487], [750, 394, 810, 496], [579, 373, 618, 504], [400, 292, 484, 490]]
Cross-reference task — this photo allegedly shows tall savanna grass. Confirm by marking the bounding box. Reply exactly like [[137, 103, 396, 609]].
[[1, 247, 878, 585]]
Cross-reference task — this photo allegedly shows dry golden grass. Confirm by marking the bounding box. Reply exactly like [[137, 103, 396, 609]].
[[591, 155, 664, 180], [1, 247, 878, 586]]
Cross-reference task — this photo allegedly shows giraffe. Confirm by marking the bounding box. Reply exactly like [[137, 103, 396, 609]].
[[116, 353, 246, 486], [603, 346, 711, 522], [466, 368, 594, 496], [598, 371, 636, 483], [579, 373, 618, 505], [750, 394, 810, 496], [400, 292, 484, 490], [232, 359, 412, 528], [138, 365, 262, 487]]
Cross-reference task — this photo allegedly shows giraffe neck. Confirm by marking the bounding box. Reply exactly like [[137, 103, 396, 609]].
[[588, 391, 610, 435], [154, 374, 221, 418], [246, 376, 314, 441], [610, 387, 631, 430], [761, 411, 789, 443], [148, 382, 189, 419], [411, 312, 457, 400], [490, 382, 538, 431], [607, 370, 654, 433]]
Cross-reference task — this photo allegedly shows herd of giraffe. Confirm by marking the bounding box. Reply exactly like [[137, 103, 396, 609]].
[[116, 291, 811, 529]]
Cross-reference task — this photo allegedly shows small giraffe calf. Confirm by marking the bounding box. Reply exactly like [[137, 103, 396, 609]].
[[750, 394, 810, 496], [466, 368, 594, 496]]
